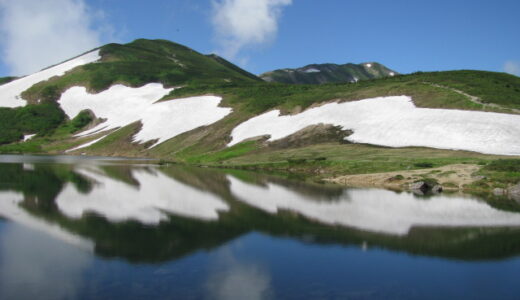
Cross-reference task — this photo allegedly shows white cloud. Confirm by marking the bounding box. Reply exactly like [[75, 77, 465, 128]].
[[0, 0, 109, 76], [504, 61, 520, 76], [211, 0, 292, 62]]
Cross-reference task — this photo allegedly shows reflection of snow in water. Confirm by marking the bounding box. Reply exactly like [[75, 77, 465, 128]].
[[228, 176, 520, 235], [0, 191, 93, 250], [56, 167, 229, 224], [0, 223, 91, 300]]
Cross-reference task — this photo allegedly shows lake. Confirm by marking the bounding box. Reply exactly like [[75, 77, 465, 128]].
[[1, 155, 520, 299]]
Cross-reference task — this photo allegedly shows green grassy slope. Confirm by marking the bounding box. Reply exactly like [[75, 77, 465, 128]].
[[21, 39, 262, 103]]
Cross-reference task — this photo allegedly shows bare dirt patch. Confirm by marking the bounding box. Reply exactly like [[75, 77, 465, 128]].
[[326, 164, 481, 190]]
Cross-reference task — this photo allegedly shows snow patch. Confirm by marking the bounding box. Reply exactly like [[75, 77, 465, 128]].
[[389, 72, 395, 76], [23, 134, 36, 142], [56, 167, 230, 224], [59, 83, 232, 148], [228, 177, 520, 235], [304, 68, 320, 73], [365, 63, 372, 68], [66, 135, 108, 153], [0, 50, 100, 108], [229, 96, 520, 156]]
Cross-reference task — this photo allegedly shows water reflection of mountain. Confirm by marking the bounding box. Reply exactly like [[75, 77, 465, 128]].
[[2, 161, 520, 263]]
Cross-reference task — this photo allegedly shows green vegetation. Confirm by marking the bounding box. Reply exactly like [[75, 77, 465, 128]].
[[0, 103, 65, 145], [182, 141, 257, 164], [414, 162, 434, 168], [168, 69, 520, 114], [410, 70, 520, 110], [22, 39, 261, 103], [61, 110, 93, 133], [464, 159, 520, 194], [0, 76, 17, 85], [484, 159, 520, 172]]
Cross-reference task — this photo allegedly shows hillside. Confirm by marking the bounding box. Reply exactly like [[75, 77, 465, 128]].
[[260, 62, 397, 84], [0, 38, 519, 196]]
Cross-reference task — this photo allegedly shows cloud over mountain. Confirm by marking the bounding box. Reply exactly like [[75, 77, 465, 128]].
[[0, 0, 107, 75], [211, 0, 292, 63]]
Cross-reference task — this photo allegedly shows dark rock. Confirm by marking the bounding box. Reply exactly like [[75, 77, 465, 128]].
[[268, 124, 353, 149], [410, 181, 443, 194], [410, 181, 427, 192], [431, 185, 443, 193]]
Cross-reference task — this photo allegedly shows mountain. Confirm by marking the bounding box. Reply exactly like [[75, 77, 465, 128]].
[[0, 76, 17, 85], [0, 38, 519, 195], [260, 62, 397, 84]]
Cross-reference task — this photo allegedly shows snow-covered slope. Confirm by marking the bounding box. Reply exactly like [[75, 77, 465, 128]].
[[56, 167, 230, 224], [229, 96, 520, 156], [228, 176, 520, 236], [59, 83, 233, 148], [0, 50, 100, 108]]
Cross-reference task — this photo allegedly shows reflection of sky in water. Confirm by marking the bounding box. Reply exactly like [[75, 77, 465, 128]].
[[206, 246, 273, 300], [0, 222, 91, 300], [228, 176, 520, 235], [0, 191, 93, 250]]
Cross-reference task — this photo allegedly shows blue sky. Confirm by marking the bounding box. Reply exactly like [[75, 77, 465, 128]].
[[1, 0, 519, 77]]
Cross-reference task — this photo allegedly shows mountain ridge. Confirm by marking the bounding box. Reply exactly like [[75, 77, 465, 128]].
[[260, 61, 397, 84]]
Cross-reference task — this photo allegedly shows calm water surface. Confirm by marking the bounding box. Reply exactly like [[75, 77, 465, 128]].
[[1, 155, 520, 299]]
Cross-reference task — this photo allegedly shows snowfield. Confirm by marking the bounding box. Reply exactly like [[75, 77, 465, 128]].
[[59, 83, 232, 148], [0, 50, 100, 108], [229, 96, 520, 155], [228, 176, 520, 236], [56, 167, 230, 224]]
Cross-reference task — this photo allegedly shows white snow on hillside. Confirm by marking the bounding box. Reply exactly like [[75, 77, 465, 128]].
[[65, 135, 108, 153], [229, 96, 520, 156], [365, 63, 372, 68], [0, 50, 100, 108], [59, 83, 232, 148], [228, 176, 520, 236], [23, 134, 36, 141], [56, 167, 230, 224], [304, 68, 321, 73]]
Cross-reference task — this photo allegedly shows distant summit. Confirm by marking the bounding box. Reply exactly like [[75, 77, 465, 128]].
[[260, 62, 398, 84]]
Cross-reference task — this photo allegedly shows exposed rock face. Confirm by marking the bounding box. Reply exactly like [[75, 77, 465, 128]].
[[267, 124, 353, 149], [260, 62, 398, 84], [493, 188, 506, 196], [508, 183, 520, 202]]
